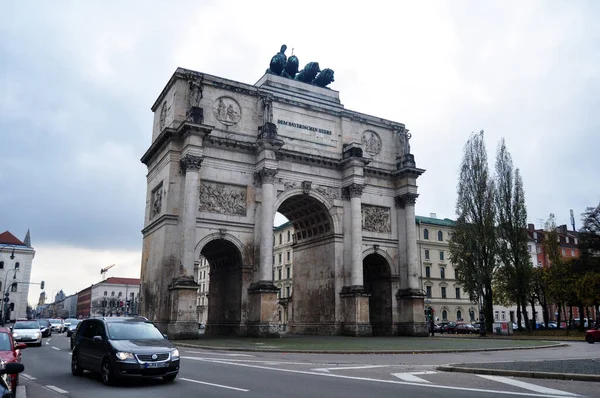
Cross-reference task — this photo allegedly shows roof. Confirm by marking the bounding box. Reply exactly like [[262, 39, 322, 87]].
[[273, 221, 292, 231], [0, 231, 25, 246], [415, 216, 456, 227], [101, 277, 141, 285]]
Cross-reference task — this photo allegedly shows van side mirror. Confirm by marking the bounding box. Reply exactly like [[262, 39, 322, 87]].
[[0, 363, 24, 375], [93, 335, 103, 342], [163, 334, 168, 339]]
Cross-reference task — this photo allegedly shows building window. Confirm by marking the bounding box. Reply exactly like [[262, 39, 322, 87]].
[[561, 248, 566, 256], [111, 292, 115, 297], [425, 249, 430, 260], [423, 229, 429, 240], [11, 284, 17, 292], [442, 310, 448, 321], [272, 256, 275, 265], [0, 261, 3, 269], [457, 310, 462, 321], [287, 230, 291, 242], [495, 311, 499, 320], [426, 286, 431, 298], [118, 292, 122, 297], [130, 292, 134, 299], [104, 291, 107, 296], [425, 266, 431, 278], [439, 251, 445, 261], [278, 268, 282, 280], [438, 231, 443, 241], [455, 287, 461, 299], [440, 267, 445, 279], [286, 286, 290, 298], [441, 287, 446, 299], [536, 246, 541, 254], [501, 311, 506, 321], [570, 249, 574, 256], [287, 251, 291, 262], [278, 253, 282, 264], [527, 245, 531, 252], [470, 309, 475, 321], [279, 234, 282, 245]]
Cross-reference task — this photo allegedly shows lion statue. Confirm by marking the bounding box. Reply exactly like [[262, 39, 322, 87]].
[[267, 44, 287, 76], [282, 55, 299, 79], [312, 68, 335, 88], [294, 62, 320, 83]]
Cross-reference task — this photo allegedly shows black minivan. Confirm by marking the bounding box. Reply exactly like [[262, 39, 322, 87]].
[[71, 317, 179, 385]]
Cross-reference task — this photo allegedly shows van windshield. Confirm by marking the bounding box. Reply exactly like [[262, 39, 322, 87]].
[[106, 322, 164, 340]]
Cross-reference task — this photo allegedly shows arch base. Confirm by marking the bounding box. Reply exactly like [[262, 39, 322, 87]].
[[396, 289, 428, 336]]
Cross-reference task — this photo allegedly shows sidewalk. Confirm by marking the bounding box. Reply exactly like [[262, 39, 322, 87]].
[[174, 334, 562, 354]]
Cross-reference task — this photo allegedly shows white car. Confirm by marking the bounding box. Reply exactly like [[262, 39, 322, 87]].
[[11, 320, 42, 346], [49, 319, 65, 333]]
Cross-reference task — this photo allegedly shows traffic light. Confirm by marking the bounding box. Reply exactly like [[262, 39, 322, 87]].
[[40, 281, 45, 290]]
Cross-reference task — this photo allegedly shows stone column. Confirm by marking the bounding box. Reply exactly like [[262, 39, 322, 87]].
[[349, 183, 364, 287], [258, 167, 277, 282], [180, 154, 203, 278], [395, 192, 427, 336]]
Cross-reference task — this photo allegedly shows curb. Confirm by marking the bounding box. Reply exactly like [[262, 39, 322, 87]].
[[437, 365, 600, 383], [175, 341, 567, 354]]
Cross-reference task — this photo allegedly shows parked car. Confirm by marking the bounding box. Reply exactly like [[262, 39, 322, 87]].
[[49, 319, 65, 333], [11, 321, 42, 347], [0, 362, 24, 398], [66, 320, 81, 337], [71, 317, 180, 385], [585, 325, 600, 344], [439, 322, 457, 334], [0, 327, 26, 392], [456, 323, 477, 334], [37, 319, 52, 337]]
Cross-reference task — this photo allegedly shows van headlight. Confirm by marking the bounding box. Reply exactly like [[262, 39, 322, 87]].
[[171, 348, 179, 359], [12, 333, 18, 338], [115, 352, 135, 361]]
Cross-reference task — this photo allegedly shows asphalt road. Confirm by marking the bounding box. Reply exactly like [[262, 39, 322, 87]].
[[17, 333, 599, 398]]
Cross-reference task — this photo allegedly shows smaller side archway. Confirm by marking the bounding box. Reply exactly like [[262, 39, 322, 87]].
[[363, 252, 393, 336]]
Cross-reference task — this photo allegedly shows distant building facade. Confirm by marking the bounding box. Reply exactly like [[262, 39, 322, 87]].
[[90, 277, 140, 317], [196, 256, 209, 325], [0, 230, 35, 321], [273, 222, 294, 327]]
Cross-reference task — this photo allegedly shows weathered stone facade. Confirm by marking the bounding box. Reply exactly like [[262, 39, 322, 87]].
[[140, 68, 427, 338]]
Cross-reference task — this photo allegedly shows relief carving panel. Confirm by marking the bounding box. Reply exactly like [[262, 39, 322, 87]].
[[362, 204, 391, 233], [199, 182, 247, 215]]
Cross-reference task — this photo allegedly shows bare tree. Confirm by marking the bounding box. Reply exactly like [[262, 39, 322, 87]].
[[449, 130, 497, 333]]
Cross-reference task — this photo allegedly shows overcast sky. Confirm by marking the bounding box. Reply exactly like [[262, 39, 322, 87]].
[[1, 1, 598, 305]]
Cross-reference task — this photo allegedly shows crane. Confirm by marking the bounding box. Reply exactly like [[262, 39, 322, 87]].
[[100, 264, 116, 280]]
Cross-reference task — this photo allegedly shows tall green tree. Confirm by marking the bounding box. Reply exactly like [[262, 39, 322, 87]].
[[494, 139, 532, 331], [449, 130, 497, 332]]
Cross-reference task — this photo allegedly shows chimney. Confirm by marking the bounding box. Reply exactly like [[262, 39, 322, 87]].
[[430, 213, 437, 219], [528, 223, 535, 231]]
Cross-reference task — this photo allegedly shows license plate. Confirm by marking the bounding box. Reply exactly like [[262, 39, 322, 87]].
[[145, 362, 168, 368]]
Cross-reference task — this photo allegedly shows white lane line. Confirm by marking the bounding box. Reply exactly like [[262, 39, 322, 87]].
[[312, 365, 390, 372], [52, 347, 60, 351], [183, 357, 575, 397], [45, 341, 49, 345], [477, 375, 579, 397], [180, 377, 249, 392], [183, 350, 253, 357], [391, 371, 437, 383], [21, 373, 36, 380], [46, 385, 69, 394], [181, 356, 323, 366]]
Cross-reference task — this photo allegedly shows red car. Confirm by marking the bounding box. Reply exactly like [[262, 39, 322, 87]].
[[0, 327, 26, 392], [585, 325, 600, 344]]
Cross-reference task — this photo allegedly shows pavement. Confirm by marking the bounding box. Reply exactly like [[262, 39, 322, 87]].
[[173, 334, 600, 382]]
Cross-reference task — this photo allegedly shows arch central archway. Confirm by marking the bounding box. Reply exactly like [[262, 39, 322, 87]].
[[363, 253, 393, 336], [276, 193, 340, 334], [201, 239, 243, 335]]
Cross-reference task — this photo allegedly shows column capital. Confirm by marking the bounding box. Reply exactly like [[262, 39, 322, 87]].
[[255, 167, 278, 185], [180, 154, 203, 172], [395, 193, 419, 208], [343, 183, 364, 199]]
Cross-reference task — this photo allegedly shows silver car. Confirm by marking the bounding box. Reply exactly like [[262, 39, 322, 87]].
[[49, 319, 65, 333], [12, 320, 42, 346]]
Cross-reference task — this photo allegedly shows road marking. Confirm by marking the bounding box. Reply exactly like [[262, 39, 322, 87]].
[[391, 371, 437, 383], [16, 386, 25, 397], [477, 375, 579, 396], [52, 347, 60, 351], [46, 385, 68, 394], [45, 341, 49, 345], [184, 357, 577, 397], [21, 373, 36, 380], [180, 377, 249, 392], [312, 365, 390, 372], [184, 350, 253, 357]]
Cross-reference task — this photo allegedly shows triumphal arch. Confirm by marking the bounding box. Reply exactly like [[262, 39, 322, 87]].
[[140, 46, 427, 339]]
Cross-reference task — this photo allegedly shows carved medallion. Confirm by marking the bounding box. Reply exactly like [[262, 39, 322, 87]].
[[213, 97, 241, 126], [361, 131, 382, 156], [362, 204, 391, 233], [199, 182, 247, 215]]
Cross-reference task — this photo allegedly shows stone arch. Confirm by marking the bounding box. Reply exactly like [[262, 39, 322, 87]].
[[195, 231, 249, 265], [362, 247, 397, 275], [362, 252, 393, 335], [274, 188, 341, 236]]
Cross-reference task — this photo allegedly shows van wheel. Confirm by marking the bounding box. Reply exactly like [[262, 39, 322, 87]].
[[71, 351, 83, 376], [101, 358, 116, 385]]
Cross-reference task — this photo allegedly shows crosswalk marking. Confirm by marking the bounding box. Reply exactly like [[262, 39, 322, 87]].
[[21, 373, 36, 380], [477, 375, 579, 397], [392, 371, 437, 383]]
